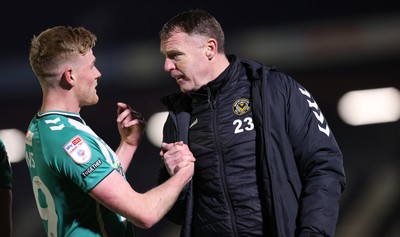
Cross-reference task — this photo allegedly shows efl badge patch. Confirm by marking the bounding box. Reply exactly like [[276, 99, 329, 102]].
[[233, 98, 250, 115], [64, 135, 92, 164]]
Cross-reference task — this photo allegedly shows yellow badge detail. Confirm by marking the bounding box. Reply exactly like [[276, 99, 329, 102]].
[[233, 98, 251, 115]]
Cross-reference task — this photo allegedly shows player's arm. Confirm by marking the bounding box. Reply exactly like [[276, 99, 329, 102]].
[[89, 143, 194, 229], [114, 102, 145, 171]]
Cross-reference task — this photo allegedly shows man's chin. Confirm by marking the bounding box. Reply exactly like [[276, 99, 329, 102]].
[[179, 86, 190, 93], [84, 97, 99, 106]]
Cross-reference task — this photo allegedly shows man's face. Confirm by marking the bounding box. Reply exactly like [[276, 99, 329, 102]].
[[160, 32, 212, 93], [72, 49, 102, 107]]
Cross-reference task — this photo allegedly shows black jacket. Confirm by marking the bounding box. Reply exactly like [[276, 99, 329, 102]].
[[159, 55, 346, 237]]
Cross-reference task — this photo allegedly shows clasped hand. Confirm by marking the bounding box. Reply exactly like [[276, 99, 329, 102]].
[[160, 141, 196, 176]]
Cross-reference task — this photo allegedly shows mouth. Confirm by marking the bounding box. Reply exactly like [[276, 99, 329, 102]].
[[173, 74, 185, 83]]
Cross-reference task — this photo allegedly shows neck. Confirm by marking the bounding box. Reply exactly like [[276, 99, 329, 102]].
[[40, 88, 80, 113], [209, 54, 230, 82]]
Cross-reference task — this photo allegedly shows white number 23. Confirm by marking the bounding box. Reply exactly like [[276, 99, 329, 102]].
[[233, 117, 254, 134]]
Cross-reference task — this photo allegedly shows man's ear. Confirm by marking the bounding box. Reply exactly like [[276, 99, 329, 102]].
[[206, 38, 218, 60], [60, 68, 74, 89]]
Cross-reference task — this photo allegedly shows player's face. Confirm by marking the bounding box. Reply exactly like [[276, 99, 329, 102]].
[[160, 32, 211, 93], [74, 49, 102, 106]]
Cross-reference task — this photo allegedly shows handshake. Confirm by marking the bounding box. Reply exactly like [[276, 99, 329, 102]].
[[160, 141, 196, 177]]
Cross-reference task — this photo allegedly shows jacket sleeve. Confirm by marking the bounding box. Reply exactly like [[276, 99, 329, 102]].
[[157, 114, 190, 225], [282, 73, 346, 237]]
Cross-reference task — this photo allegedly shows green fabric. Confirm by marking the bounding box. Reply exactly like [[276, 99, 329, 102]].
[[25, 111, 133, 237]]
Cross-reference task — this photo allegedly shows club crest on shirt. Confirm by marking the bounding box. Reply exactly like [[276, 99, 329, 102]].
[[233, 98, 251, 115], [64, 135, 92, 164]]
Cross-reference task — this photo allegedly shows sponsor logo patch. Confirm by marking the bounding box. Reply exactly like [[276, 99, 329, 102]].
[[64, 135, 92, 164], [81, 159, 102, 178], [232, 98, 251, 115]]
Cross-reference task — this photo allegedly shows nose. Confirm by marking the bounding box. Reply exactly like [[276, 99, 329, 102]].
[[95, 67, 102, 79], [164, 58, 175, 72]]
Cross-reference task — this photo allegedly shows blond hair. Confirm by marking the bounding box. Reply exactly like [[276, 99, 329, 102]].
[[29, 26, 97, 81]]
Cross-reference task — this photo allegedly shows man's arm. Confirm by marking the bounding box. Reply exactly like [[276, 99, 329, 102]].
[[114, 102, 145, 171], [284, 75, 346, 236], [160, 141, 190, 176], [90, 143, 194, 229]]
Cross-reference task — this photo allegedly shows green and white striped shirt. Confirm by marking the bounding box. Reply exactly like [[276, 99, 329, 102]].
[[25, 111, 134, 237]]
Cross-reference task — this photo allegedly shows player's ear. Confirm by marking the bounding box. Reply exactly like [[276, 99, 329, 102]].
[[60, 68, 74, 89]]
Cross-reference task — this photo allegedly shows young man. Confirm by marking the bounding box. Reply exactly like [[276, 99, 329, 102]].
[[158, 9, 346, 237], [25, 26, 195, 237]]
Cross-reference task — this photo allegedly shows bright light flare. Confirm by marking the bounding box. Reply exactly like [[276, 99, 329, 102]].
[[145, 111, 169, 147], [0, 128, 26, 163], [338, 87, 400, 126]]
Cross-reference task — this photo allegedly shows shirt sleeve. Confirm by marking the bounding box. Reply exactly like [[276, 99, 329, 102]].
[[45, 132, 116, 193]]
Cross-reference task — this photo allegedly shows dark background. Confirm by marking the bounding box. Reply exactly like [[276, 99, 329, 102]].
[[1, 1, 399, 237]]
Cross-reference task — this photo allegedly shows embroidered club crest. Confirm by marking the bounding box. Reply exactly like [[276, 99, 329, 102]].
[[233, 98, 251, 115], [64, 135, 92, 164]]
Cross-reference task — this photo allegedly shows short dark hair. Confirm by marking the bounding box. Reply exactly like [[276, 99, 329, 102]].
[[159, 9, 225, 53]]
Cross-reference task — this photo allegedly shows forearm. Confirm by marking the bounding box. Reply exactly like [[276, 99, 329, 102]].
[[298, 174, 344, 236], [115, 141, 137, 171], [91, 168, 192, 230], [134, 172, 190, 228]]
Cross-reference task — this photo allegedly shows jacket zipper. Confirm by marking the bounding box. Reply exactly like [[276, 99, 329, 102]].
[[207, 87, 239, 237]]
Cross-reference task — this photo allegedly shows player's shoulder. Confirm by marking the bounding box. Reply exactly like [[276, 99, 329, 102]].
[[32, 111, 88, 143], [35, 111, 82, 129], [37, 110, 80, 122]]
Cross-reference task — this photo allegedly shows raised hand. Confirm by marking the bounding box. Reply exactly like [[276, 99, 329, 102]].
[[116, 102, 145, 147]]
